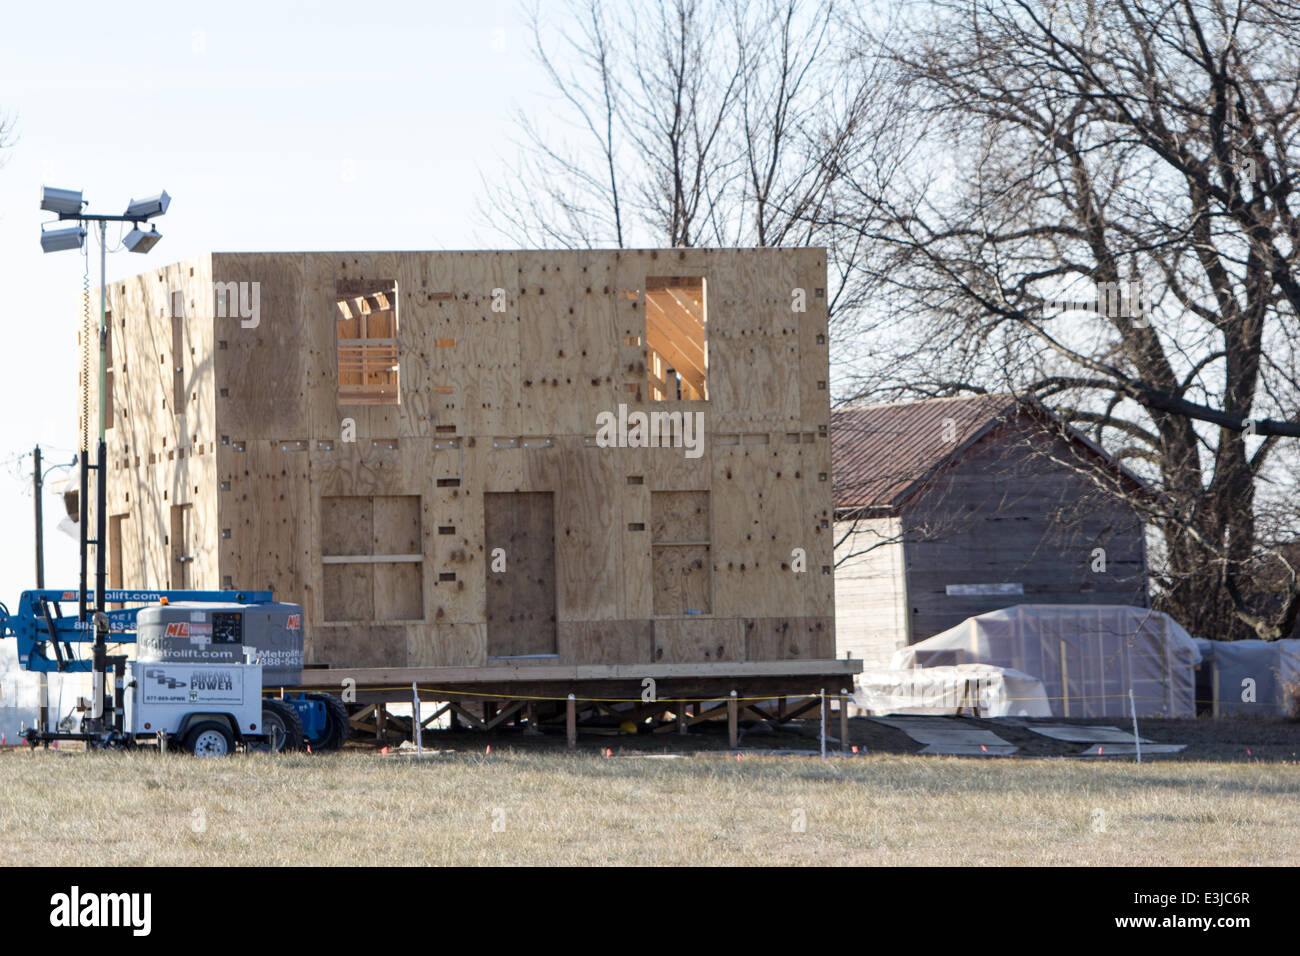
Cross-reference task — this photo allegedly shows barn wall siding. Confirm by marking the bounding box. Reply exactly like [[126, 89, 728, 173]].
[[900, 424, 1148, 643], [833, 516, 909, 669]]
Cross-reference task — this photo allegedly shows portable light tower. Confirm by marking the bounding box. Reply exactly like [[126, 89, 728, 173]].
[[39, 186, 171, 731]]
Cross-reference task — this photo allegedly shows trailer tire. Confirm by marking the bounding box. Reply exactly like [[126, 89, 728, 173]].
[[252, 699, 305, 753], [305, 693, 350, 751], [184, 721, 234, 757]]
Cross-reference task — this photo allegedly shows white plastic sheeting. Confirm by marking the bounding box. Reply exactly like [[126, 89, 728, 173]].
[[1195, 638, 1300, 717], [0, 646, 40, 742], [854, 664, 1052, 717], [891, 605, 1202, 718]]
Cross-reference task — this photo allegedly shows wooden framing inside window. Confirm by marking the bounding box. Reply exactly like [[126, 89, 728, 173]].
[[336, 280, 399, 405], [644, 276, 707, 401]]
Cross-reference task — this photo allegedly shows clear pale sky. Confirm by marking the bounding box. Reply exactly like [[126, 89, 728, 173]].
[[0, 0, 553, 704]]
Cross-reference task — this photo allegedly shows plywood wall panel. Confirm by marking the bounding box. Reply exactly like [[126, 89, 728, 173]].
[[314, 624, 407, 669], [558, 621, 653, 664], [372, 495, 421, 553], [482, 444, 527, 491], [303, 253, 345, 440], [320, 496, 372, 555], [653, 618, 744, 663], [744, 617, 834, 661], [651, 545, 712, 616], [211, 253, 310, 439], [518, 252, 620, 438], [323, 564, 374, 621], [408, 622, 486, 667], [484, 491, 557, 656], [217, 441, 312, 600], [652, 491, 710, 542], [374, 563, 423, 621], [540, 441, 621, 621], [429, 445, 484, 624], [710, 441, 812, 619], [309, 440, 431, 498], [622, 482, 653, 620], [795, 249, 831, 428], [710, 332, 800, 429], [429, 252, 522, 437]]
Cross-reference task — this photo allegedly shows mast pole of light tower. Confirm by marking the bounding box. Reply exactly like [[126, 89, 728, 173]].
[[40, 186, 170, 734], [92, 218, 109, 727]]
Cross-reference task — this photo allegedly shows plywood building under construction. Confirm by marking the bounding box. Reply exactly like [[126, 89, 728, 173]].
[[86, 249, 856, 708]]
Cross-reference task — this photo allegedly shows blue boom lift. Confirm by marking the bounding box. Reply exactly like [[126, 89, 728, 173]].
[[0, 587, 348, 753]]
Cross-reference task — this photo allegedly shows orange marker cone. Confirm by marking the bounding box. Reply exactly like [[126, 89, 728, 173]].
[[604, 748, 612, 758], [380, 746, 388, 754], [486, 745, 491, 755], [1099, 746, 1103, 755]]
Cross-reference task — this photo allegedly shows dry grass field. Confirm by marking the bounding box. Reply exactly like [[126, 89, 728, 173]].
[[0, 748, 1296, 865]]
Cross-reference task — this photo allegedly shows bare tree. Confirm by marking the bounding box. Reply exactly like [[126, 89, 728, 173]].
[[0, 111, 15, 165], [838, 0, 1300, 640], [483, 0, 884, 330]]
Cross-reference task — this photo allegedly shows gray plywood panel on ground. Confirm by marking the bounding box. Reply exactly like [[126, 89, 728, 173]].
[[1025, 724, 1152, 744], [868, 716, 1018, 755], [1078, 743, 1185, 755]]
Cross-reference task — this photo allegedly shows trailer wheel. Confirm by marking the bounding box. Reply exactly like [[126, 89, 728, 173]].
[[251, 699, 305, 753], [304, 693, 350, 751], [184, 721, 234, 757]]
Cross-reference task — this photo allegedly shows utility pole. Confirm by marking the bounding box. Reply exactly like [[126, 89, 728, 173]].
[[33, 446, 44, 588], [33, 446, 48, 733]]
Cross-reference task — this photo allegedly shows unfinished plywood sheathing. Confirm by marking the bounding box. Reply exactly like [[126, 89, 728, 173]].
[[92, 248, 849, 688]]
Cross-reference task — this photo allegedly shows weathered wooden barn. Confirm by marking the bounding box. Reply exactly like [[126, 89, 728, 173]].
[[832, 395, 1149, 669], [86, 248, 857, 717]]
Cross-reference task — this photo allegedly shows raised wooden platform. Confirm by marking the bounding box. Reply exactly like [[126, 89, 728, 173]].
[[290, 658, 862, 746], [291, 658, 862, 704]]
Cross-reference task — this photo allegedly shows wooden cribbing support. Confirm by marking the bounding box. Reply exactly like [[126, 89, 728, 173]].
[[566, 693, 576, 750], [727, 691, 738, 749]]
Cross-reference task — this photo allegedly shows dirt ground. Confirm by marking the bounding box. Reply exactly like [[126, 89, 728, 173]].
[[345, 713, 1300, 762]]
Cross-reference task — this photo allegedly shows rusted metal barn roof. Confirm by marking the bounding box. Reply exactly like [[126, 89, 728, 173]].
[[832, 393, 1149, 513], [832, 394, 1018, 511]]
